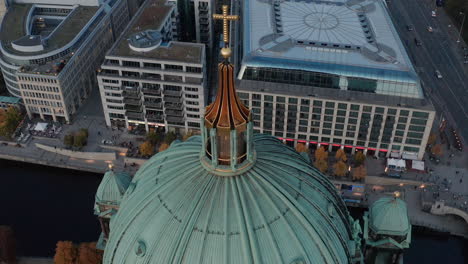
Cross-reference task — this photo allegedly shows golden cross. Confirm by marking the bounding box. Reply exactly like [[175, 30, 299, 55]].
[[213, 5, 239, 46]]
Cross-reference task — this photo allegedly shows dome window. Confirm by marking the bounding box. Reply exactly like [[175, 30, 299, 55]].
[[135, 240, 146, 257]]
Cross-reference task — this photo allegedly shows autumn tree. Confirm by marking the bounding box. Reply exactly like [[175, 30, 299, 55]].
[[431, 144, 443, 157], [73, 131, 87, 148], [315, 146, 328, 161], [159, 143, 169, 152], [427, 133, 437, 146], [314, 159, 328, 173], [183, 131, 194, 141], [354, 151, 366, 166], [76, 242, 102, 264], [335, 148, 347, 162], [295, 143, 309, 153], [146, 131, 160, 145], [333, 160, 348, 177], [352, 165, 367, 181], [139, 141, 155, 157], [54, 241, 77, 264]]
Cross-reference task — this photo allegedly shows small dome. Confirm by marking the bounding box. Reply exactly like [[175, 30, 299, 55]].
[[369, 197, 410, 236], [95, 171, 132, 208], [103, 135, 358, 264], [128, 30, 162, 52]]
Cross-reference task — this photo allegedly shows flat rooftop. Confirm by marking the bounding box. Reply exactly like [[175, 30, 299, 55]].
[[242, 0, 421, 95], [107, 0, 203, 64], [239, 79, 434, 112], [0, 4, 99, 56]]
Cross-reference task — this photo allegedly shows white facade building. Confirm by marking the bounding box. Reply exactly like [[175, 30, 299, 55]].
[[98, 0, 207, 134], [0, 0, 130, 122]]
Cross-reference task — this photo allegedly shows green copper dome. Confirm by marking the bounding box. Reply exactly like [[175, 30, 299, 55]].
[[103, 135, 360, 264], [369, 197, 410, 236], [95, 171, 132, 208]]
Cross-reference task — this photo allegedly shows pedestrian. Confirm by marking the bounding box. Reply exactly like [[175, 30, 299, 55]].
[[460, 178, 463, 183]]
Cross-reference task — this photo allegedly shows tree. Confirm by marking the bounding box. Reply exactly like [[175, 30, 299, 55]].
[[315, 146, 328, 161], [354, 151, 366, 166], [76, 242, 102, 264], [335, 148, 347, 162], [73, 131, 87, 148], [0, 106, 22, 139], [333, 160, 348, 177], [182, 131, 194, 141], [295, 143, 309, 153], [54, 241, 77, 264], [139, 141, 155, 157], [427, 132, 437, 146], [159, 143, 169, 152], [0, 226, 16, 264], [164, 131, 177, 144], [64, 134, 74, 147], [431, 144, 443, 157], [79, 128, 89, 138], [146, 131, 160, 145], [314, 159, 328, 173], [352, 165, 367, 181]]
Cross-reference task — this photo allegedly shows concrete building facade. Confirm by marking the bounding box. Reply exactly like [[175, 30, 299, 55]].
[[98, 0, 207, 134], [0, 0, 130, 122], [236, 0, 435, 160]]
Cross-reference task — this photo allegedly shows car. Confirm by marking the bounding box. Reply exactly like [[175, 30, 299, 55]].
[[427, 26, 433, 32], [414, 38, 422, 46], [406, 24, 414, 31], [435, 70, 443, 79], [431, 10, 437, 17], [101, 139, 114, 145]]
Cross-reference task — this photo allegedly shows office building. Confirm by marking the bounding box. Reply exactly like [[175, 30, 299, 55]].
[[98, 0, 206, 134], [236, 0, 435, 160], [0, 0, 130, 122]]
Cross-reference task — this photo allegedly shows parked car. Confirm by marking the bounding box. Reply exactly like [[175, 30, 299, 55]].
[[435, 70, 442, 79], [406, 24, 414, 31], [431, 10, 437, 17], [414, 38, 422, 46], [101, 139, 114, 145], [427, 26, 433, 32]]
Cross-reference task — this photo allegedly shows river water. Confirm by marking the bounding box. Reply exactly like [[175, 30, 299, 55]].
[[1, 159, 467, 262]]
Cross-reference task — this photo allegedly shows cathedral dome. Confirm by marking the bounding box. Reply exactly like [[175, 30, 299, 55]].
[[103, 135, 359, 264], [369, 197, 410, 236]]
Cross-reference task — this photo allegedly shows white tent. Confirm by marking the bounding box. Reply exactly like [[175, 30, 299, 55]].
[[411, 160, 425, 171], [387, 158, 406, 171], [34, 122, 48, 132]]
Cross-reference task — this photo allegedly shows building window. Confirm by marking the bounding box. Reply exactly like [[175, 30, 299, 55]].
[[186, 66, 202, 73]]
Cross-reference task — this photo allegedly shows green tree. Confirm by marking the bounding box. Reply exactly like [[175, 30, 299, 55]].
[[53, 241, 77, 264], [146, 131, 160, 145], [64, 134, 74, 147], [139, 141, 155, 157], [73, 131, 87, 148], [335, 148, 347, 162], [333, 160, 348, 177], [354, 151, 366, 166], [314, 159, 328, 173], [315, 146, 328, 161], [164, 131, 176, 144], [0, 107, 22, 139]]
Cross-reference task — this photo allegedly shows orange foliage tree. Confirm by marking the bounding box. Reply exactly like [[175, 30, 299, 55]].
[[431, 144, 443, 157], [354, 151, 366, 166], [315, 146, 328, 161], [314, 159, 328, 173], [76, 242, 102, 264], [335, 148, 347, 162], [158, 143, 169, 152], [139, 141, 155, 157], [333, 160, 348, 177], [295, 143, 309, 153], [54, 241, 77, 264], [352, 165, 367, 181]]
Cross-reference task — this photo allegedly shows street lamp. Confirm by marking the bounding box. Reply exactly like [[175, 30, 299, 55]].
[[457, 12, 465, 43]]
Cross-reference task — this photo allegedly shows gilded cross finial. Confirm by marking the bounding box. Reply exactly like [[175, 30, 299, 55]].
[[213, 5, 239, 58]]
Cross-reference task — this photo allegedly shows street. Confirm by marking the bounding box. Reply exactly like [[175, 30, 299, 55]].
[[388, 0, 468, 142]]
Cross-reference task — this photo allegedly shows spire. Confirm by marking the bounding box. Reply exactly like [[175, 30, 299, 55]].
[[200, 5, 254, 175]]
